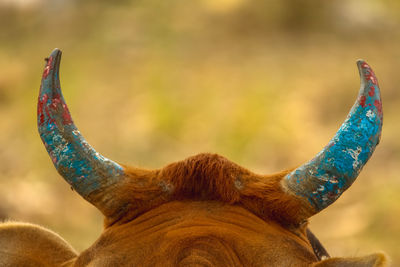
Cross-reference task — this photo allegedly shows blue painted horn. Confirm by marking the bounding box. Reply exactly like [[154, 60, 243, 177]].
[[37, 49, 125, 210], [283, 60, 383, 214]]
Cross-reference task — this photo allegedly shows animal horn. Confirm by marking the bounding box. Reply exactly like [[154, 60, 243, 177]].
[[37, 48, 125, 207], [283, 60, 382, 215]]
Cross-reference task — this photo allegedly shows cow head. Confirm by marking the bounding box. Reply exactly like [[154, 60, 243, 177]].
[[34, 49, 386, 266]]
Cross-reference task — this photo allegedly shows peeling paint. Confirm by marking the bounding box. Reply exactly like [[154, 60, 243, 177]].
[[284, 60, 383, 212]]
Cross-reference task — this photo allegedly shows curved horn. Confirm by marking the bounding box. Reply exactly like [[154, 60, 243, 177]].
[[283, 60, 382, 215], [37, 49, 125, 206]]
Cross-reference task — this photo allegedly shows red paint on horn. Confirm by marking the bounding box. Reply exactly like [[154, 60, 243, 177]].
[[38, 94, 48, 125], [366, 71, 378, 85], [49, 94, 73, 125], [369, 86, 375, 97], [359, 95, 367, 107], [42, 56, 53, 79], [374, 99, 382, 116]]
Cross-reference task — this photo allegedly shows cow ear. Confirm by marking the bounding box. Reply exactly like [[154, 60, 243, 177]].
[[311, 253, 388, 267], [0, 222, 77, 266]]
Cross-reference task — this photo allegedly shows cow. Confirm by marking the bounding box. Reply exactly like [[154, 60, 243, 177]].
[[0, 49, 387, 266]]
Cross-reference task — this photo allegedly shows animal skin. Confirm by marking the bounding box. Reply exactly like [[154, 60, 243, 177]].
[[0, 49, 388, 266]]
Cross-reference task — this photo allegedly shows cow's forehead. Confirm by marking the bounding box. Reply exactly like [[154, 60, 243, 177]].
[[77, 201, 317, 266]]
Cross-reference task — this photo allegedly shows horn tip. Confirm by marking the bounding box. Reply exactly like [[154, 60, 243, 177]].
[[356, 59, 366, 65], [51, 48, 62, 56], [41, 49, 62, 81], [356, 59, 368, 72], [46, 48, 62, 64]]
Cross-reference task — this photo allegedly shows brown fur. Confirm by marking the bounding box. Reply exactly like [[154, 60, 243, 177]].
[[105, 153, 311, 228], [75, 201, 318, 266], [159, 153, 313, 226]]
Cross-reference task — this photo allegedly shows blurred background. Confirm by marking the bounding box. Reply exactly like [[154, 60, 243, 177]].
[[0, 0, 399, 263]]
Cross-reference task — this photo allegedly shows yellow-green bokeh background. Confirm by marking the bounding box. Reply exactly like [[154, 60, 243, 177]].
[[1, 0, 399, 263]]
